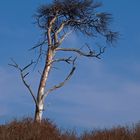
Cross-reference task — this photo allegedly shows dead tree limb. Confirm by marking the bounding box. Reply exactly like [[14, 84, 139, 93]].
[[52, 56, 73, 64], [55, 46, 106, 59], [42, 58, 76, 100], [9, 59, 38, 107]]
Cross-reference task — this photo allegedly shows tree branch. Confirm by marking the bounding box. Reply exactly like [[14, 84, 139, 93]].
[[9, 59, 38, 107], [56, 20, 70, 35], [54, 20, 70, 45], [59, 31, 73, 45], [54, 30, 73, 49], [29, 40, 47, 51], [47, 16, 57, 47], [42, 57, 76, 100], [56, 46, 106, 59], [52, 56, 73, 64]]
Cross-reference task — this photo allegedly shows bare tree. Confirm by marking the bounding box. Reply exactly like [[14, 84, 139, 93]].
[[10, 0, 118, 122]]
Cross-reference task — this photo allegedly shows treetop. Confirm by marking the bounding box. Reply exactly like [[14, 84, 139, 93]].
[[35, 0, 118, 43]]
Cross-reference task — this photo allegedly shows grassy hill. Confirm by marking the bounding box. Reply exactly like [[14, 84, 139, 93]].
[[0, 118, 140, 140]]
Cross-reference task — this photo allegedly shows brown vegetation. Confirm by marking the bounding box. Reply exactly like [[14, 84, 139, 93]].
[[0, 118, 140, 140]]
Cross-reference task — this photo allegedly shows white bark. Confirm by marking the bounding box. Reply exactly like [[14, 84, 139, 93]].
[[34, 48, 54, 122]]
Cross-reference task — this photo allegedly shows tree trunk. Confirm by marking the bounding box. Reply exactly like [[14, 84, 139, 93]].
[[34, 48, 54, 122]]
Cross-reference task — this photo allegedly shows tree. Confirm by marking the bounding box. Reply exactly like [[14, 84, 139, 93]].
[[10, 0, 118, 122]]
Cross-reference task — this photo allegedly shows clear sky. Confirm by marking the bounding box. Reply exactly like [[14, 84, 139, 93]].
[[0, 0, 140, 133]]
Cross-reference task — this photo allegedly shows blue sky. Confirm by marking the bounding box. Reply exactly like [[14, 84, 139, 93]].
[[0, 0, 140, 133]]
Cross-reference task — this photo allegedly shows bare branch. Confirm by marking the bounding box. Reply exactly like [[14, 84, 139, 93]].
[[33, 45, 44, 70], [22, 60, 35, 71], [35, 15, 46, 29], [96, 47, 106, 59], [53, 30, 73, 49], [23, 72, 29, 78], [54, 20, 70, 46], [47, 16, 57, 47], [42, 58, 76, 100], [9, 58, 20, 69], [56, 46, 106, 59], [9, 60, 38, 107], [56, 20, 70, 34], [20, 72, 38, 107], [59, 30, 73, 44], [29, 40, 47, 51], [52, 56, 73, 64]]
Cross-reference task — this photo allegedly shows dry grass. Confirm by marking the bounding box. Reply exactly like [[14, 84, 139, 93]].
[[0, 118, 61, 140], [0, 118, 140, 140], [81, 124, 140, 140]]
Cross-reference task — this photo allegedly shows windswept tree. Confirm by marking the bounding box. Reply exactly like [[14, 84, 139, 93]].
[[10, 0, 118, 122]]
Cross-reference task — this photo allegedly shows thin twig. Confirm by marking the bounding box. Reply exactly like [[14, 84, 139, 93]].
[[52, 56, 73, 64]]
